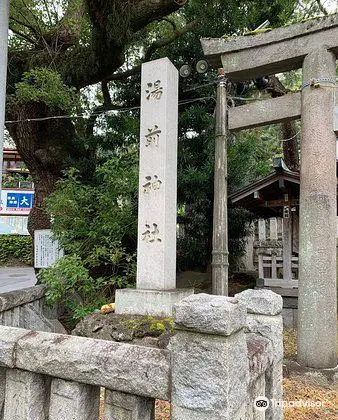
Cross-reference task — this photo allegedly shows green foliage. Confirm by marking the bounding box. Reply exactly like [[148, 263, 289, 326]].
[[46, 150, 138, 271], [42, 149, 138, 322], [38, 255, 108, 326], [11, 68, 77, 111], [0, 235, 33, 266], [2, 173, 33, 189], [228, 126, 282, 194]]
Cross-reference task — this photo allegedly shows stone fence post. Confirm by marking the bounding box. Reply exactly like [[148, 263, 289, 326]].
[[235, 289, 283, 420], [170, 294, 249, 420]]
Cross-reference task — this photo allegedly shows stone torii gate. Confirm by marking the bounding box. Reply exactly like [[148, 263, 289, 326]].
[[202, 15, 338, 369]]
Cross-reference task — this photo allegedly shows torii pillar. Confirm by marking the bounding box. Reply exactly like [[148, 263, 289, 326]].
[[298, 48, 337, 368]]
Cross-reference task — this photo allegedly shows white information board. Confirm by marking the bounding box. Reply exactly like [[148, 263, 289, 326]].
[[34, 229, 64, 268], [0, 216, 29, 235]]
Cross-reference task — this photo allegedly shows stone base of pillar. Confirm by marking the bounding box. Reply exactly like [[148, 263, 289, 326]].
[[115, 288, 194, 317]]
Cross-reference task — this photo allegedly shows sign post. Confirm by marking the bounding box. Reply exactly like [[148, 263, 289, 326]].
[[34, 230, 64, 269], [0, 0, 9, 194]]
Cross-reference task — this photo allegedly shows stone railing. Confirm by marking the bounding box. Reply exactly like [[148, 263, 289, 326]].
[[0, 285, 64, 333], [0, 290, 283, 420]]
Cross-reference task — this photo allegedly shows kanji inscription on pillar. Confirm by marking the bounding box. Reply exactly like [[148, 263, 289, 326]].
[[142, 175, 162, 194], [137, 58, 178, 290], [145, 125, 161, 147], [145, 80, 164, 100]]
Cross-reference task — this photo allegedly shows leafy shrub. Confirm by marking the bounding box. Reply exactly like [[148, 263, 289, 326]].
[[10, 68, 77, 112], [38, 255, 112, 326], [0, 235, 33, 266], [41, 150, 138, 323]]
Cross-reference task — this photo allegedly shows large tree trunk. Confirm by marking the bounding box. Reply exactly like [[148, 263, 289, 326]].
[[280, 121, 299, 172], [266, 76, 299, 171], [7, 102, 76, 235]]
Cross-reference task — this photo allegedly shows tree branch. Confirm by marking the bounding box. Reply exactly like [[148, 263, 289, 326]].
[[161, 17, 177, 30], [315, 0, 328, 15], [42, 0, 53, 25], [20, 0, 45, 34], [145, 19, 198, 60], [9, 25, 38, 46], [130, 0, 187, 32], [9, 16, 40, 38], [107, 19, 198, 82], [101, 80, 112, 106]]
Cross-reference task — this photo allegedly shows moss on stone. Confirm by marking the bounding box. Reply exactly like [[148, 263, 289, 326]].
[[72, 312, 174, 347], [124, 315, 174, 337]]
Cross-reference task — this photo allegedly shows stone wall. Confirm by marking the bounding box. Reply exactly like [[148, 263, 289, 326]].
[[0, 290, 283, 419], [0, 285, 65, 333]]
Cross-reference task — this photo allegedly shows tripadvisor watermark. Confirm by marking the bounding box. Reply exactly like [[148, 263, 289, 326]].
[[254, 396, 326, 412]]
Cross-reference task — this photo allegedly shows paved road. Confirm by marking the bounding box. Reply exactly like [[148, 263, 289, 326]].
[[0, 267, 37, 293]]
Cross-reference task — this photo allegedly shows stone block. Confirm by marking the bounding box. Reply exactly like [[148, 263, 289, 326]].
[[2, 311, 12, 327], [115, 288, 193, 317], [265, 360, 283, 420], [246, 373, 265, 420], [48, 318, 68, 334], [229, 92, 301, 132], [245, 314, 283, 361], [14, 329, 170, 400], [170, 329, 248, 419], [173, 293, 246, 336], [3, 369, 49, 420], [49, 378, 100, 420], [0, 367, 5, 419], [201, 15, 338, 80], [20, 303, 67, 333], [0, 326, 30, 367], [246, 334, 273, 384], [0, 285, 45, 312], [235, 289, 283, 315], [104, 390, 154, 420]]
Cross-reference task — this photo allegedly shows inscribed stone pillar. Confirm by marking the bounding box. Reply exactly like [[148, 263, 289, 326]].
[[115, 58, 193, 316], [137, 57, 178, 290], [298, 48, 337, 368]]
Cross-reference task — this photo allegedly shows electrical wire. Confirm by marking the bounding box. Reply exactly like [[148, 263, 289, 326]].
[[4, 81, 336, 125], [4, 96, 214, 124], [279, 130, 300, 142]]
